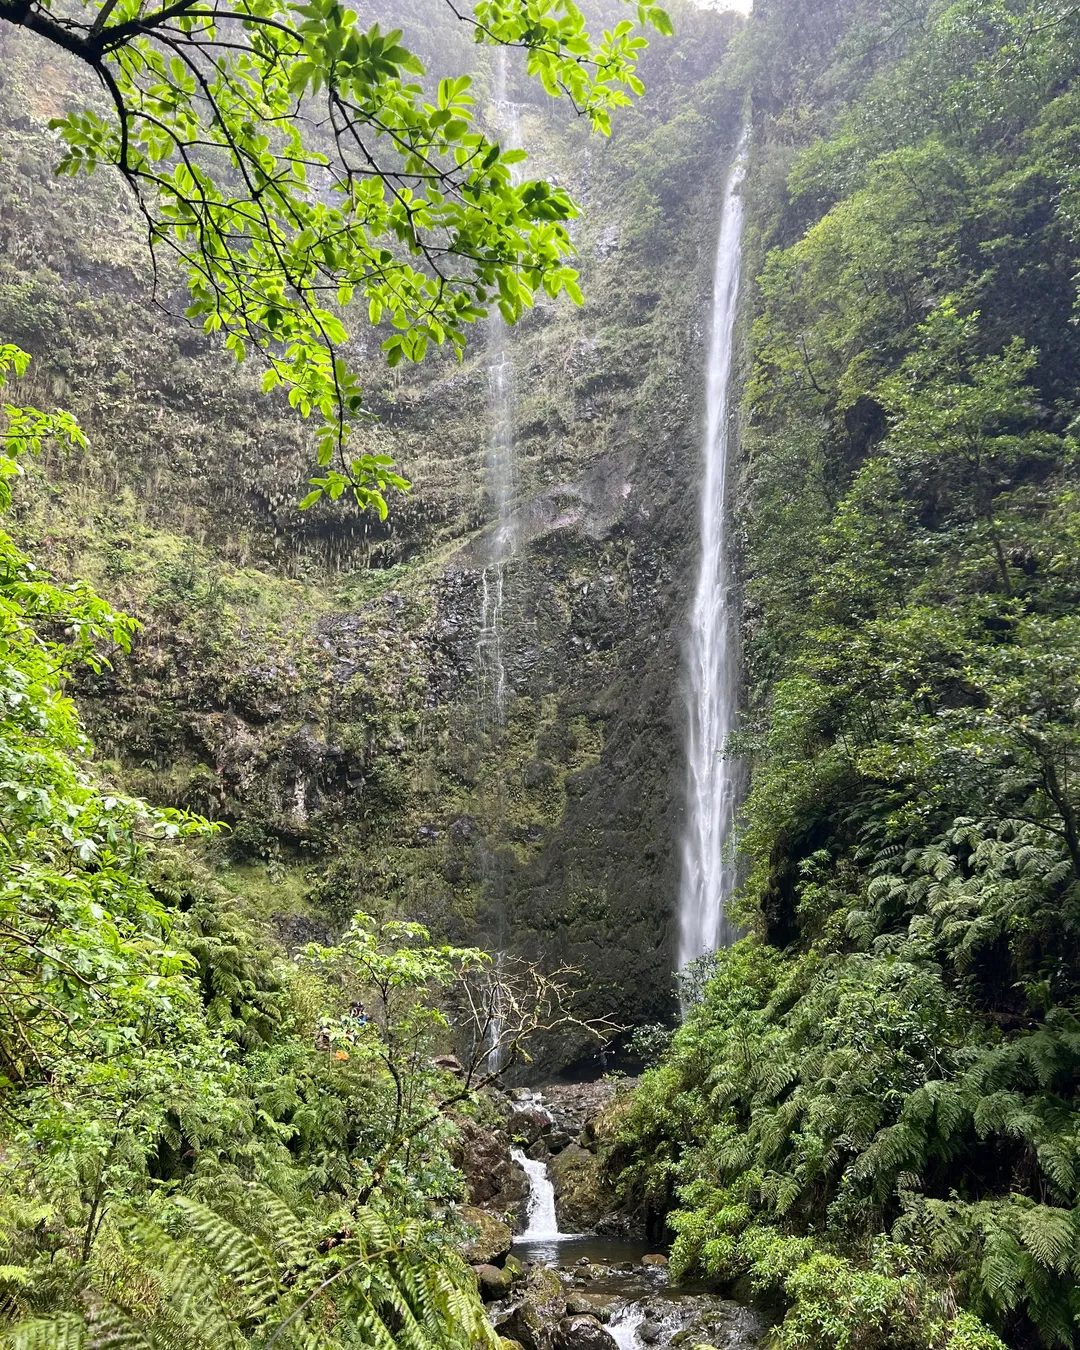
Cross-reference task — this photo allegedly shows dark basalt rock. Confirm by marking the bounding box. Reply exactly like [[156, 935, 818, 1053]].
[[473, 1263, 514, 1300], [554, 1316, 618, 1350]]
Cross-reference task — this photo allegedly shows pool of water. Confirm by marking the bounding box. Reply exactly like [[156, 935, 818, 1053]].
[[512, 1234, 660, 1267]]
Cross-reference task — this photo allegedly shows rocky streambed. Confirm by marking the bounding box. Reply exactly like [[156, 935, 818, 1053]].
[[457, 1085, 765, 1350], [489, 1248, 764, 1350]]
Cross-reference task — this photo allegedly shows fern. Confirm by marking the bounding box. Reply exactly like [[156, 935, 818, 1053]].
[[5, 1314, 87, 1350]]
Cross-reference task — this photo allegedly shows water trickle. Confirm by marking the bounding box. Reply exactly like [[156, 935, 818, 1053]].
[[511, 1147, 563, 1240], [476, 48, 524, 734], [678, 137, 748, 973]]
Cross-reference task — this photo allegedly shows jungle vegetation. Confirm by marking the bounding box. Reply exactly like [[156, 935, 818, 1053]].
[[0, 348, 513, 1350], [0, 343, 600, 1347], [615, 1, 1080, 1348], [0, 0, 666, 1335]]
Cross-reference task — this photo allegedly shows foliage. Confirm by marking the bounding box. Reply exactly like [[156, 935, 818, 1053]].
[[6, 1186, 496, 1350], [0, 0, 672, 510], [616, 2, 1080, 1347], [0, 345, 519, 1350]]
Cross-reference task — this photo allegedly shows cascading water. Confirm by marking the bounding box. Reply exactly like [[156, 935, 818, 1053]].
[[607, 1306, 647, 1350], [510, 1147, 563, 1240], [475, 51, 526, 1042], [476, 48, 523, 735], [677, 137, 749, 973]]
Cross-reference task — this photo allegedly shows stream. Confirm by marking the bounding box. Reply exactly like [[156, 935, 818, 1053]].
[[492, 1092, 765, 1350]]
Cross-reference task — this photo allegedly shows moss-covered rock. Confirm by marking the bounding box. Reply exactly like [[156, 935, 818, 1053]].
[[458, 1205, 512, 1265], [549, 1142, 618, 1233]]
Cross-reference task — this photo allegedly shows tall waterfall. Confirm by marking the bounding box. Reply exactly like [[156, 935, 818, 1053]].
[[475, 52, 525, 1055], [677, 139, 748, 972], [476, 49, 522, 734]]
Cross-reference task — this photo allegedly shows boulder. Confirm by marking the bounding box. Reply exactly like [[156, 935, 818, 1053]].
[[433, 1054, 465, 1077], [565, 1294, 613, 1321], [548, 1143, 618, 1232], [459, 1205, 512, 1265], [509, 1105, 551, 1147], [641, 1253, 668, 1267], [554, 1315, 619, 1350], [526, 1266, 567, 1320], [542, 1082, 618, 1139], [473, 1263, 514, 1300], [495, 1266, 567, 1350], [497, 1303, 545, 1350]]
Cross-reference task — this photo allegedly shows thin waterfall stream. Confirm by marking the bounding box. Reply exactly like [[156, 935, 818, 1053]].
[[677, 138, 748, 973], [475, 49, 526, 1069], [476, 48, 523, 735]]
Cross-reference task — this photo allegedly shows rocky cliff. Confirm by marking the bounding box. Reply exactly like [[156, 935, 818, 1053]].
[[0, 0, 743, 1038]]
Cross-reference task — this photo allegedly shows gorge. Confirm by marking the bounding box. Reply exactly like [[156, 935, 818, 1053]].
[[6, 0, 1080, 1348]]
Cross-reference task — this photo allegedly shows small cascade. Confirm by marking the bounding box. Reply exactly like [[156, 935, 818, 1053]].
[[607, 1305, 646, 1350], [480, 954, 507, 1074], [510, 1147, 563, 1240], [677, 135, 749, 974]]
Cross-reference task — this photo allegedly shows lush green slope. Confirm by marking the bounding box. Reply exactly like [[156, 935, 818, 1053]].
[[616, 2, 1080, 1348], [0, 346, 505, 1349]]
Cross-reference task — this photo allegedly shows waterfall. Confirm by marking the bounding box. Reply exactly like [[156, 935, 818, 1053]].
[[510, 1147, 563, 1240], [475, 345, 516, 731], [677, 137, 748, 972], [476, 48, 523, 734]]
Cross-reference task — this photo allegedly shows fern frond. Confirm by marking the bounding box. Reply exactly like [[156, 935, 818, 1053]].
[[4, 1314, 86, 1350]]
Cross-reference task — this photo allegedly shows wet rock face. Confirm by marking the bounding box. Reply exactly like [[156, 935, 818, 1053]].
[[453, 1113, 529, 1224], [5, 6, 745, 1048]]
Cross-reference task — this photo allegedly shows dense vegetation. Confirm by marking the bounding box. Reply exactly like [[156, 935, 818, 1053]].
[[18, 0, 1080, 1343], [0, 345, 526, 1346], [616, 2, 1080, 1348], [0, 0, 677, 1329]]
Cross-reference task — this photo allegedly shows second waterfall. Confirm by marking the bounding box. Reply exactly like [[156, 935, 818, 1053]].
[[677, 140, 748, 973]]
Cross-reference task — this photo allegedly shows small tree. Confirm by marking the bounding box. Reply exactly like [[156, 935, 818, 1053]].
[[0, 0, 671, 511], [304, 912, 617, 1203]]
